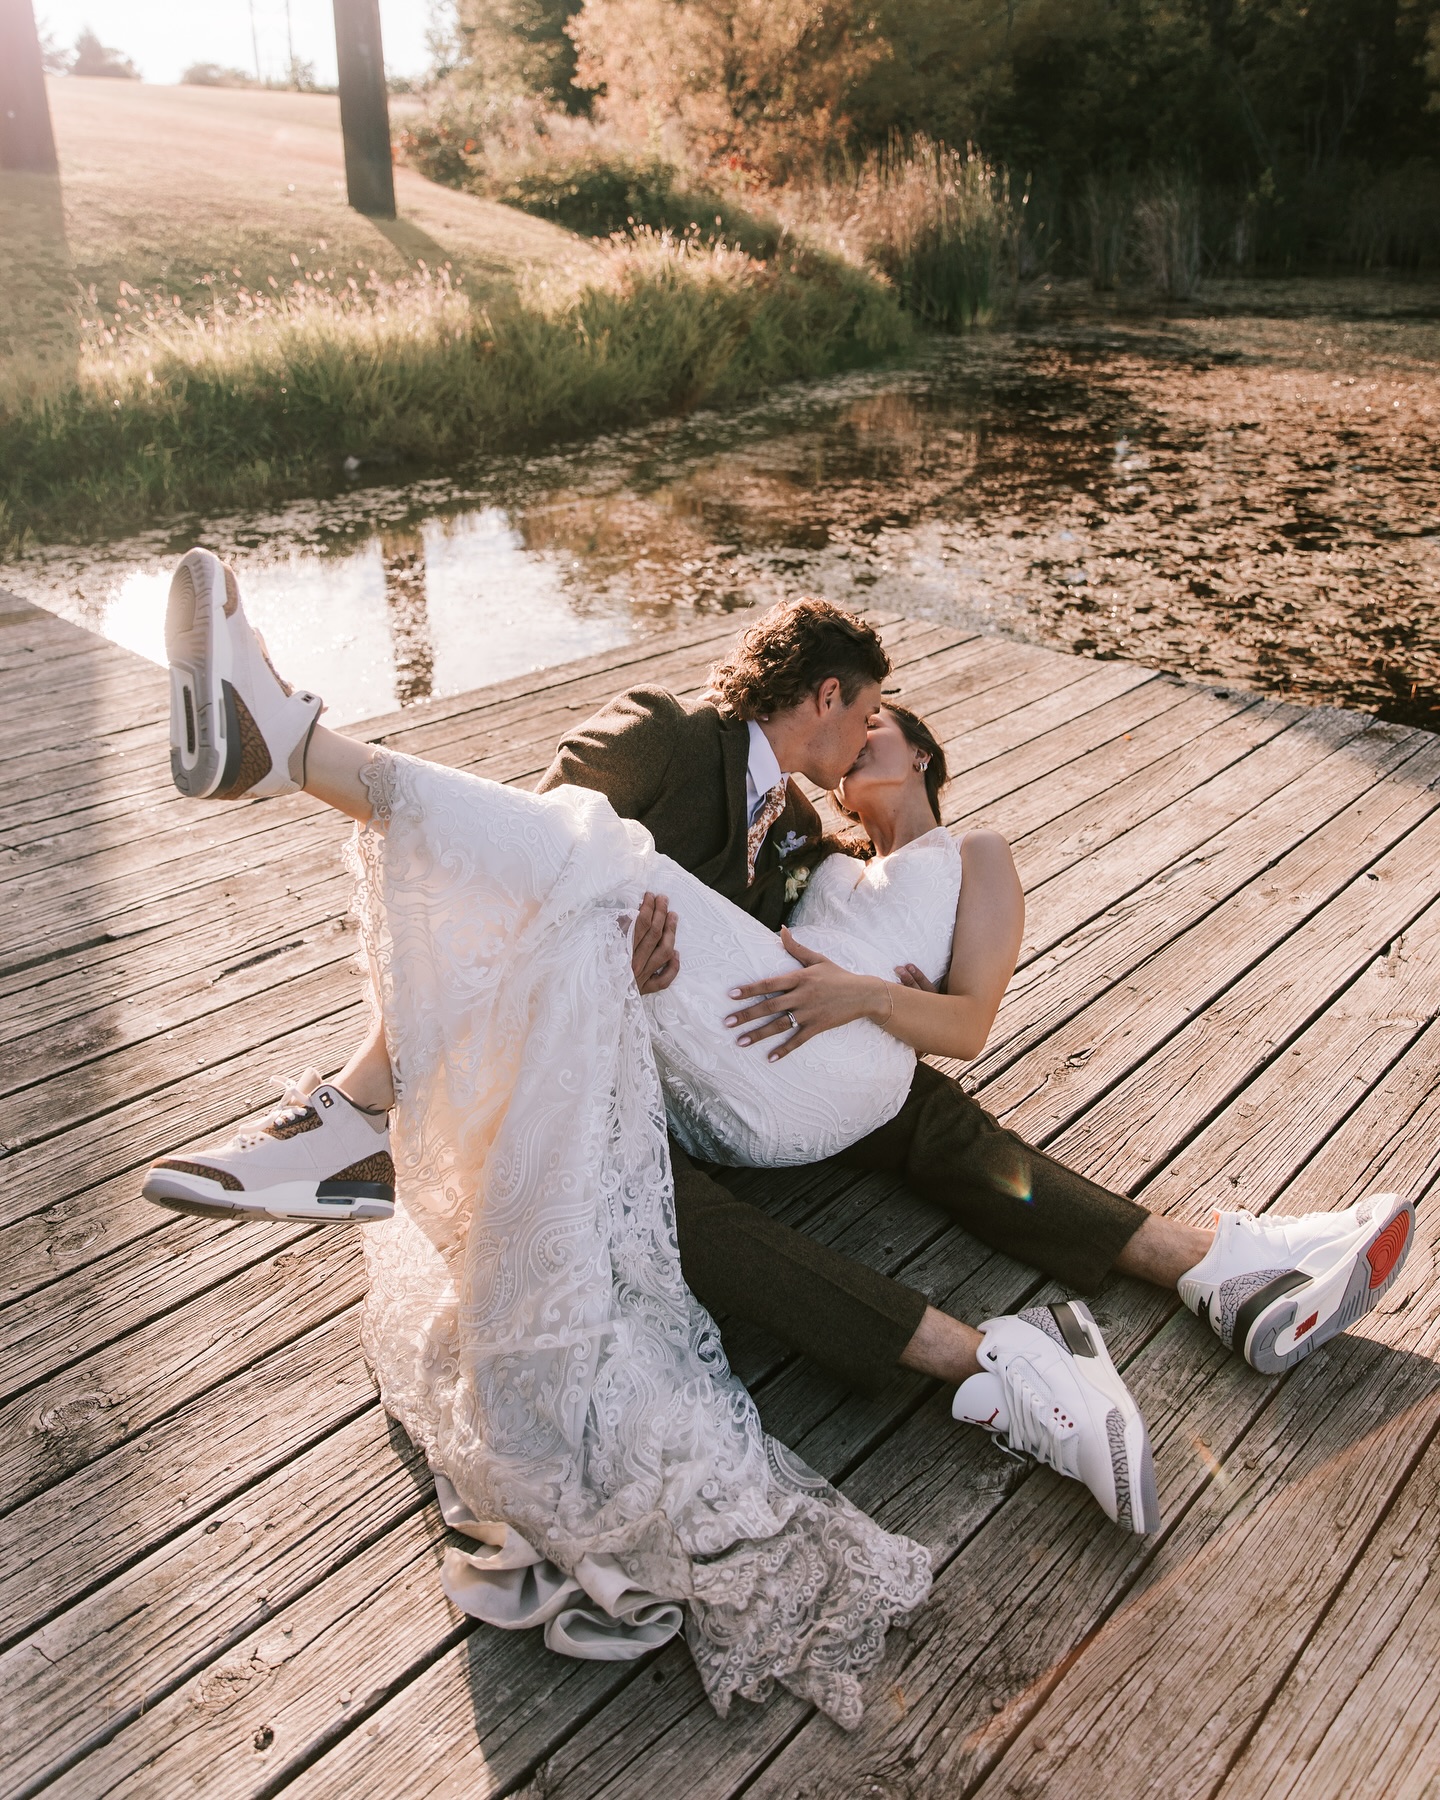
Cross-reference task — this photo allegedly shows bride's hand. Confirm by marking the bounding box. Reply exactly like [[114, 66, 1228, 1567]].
[[894, 962, 938, 992], [724, 927, 890, 1060]]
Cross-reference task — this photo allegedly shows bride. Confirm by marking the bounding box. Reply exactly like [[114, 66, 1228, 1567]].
[[145, 550, 1155, 1728]]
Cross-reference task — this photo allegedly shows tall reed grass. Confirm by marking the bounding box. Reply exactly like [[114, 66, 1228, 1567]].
[[796, 139, 1022, 330], [1, 234, 910, 549]]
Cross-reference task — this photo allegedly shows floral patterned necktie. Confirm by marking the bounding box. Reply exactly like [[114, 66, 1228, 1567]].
[[746, 780, 788, 883]]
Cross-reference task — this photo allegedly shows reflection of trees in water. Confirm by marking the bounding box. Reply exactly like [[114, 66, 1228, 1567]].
[[380, 530, 434, 706], [0, 173, 79, 398]]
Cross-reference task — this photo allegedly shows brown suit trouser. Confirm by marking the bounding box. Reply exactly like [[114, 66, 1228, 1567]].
[[671, 1061, 1148, 1395]]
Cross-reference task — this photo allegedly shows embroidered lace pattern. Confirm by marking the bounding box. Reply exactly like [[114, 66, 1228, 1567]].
[[348, 751, 952, 1726]]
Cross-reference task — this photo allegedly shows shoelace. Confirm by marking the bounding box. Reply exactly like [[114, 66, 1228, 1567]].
[[233, 1075, 315, 1150], [992, 1362, 1081, 1480]]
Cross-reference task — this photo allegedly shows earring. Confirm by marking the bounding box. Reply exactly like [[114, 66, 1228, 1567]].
[[915, 756, 930, 772]]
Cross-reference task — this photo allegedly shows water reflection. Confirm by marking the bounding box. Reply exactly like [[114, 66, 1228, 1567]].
[[380, 530, 434, 706], [9, 291, 1440, 729]]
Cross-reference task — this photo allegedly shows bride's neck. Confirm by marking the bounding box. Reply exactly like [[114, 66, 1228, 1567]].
[[855, 790, 939, 858]]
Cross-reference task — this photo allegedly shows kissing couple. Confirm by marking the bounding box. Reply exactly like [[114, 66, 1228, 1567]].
[[143, 551, 1414, 1729]]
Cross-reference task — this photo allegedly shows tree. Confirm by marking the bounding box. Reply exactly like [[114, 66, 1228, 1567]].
[[69, 26, 140, 79], [569, 0, 885, 175], [451, 0, 592, 113], [182, 62, 259, 87]]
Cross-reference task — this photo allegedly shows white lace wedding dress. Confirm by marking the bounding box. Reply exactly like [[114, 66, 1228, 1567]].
[[350, 750, 961, 1728]]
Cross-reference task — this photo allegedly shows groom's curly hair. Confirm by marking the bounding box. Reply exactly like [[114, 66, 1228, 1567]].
[[705, 598, 890, 720]]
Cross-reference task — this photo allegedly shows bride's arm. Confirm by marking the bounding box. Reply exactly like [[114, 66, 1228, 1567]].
[[889, 830, 1024, 1060], [725, 830, 1023, 1063], [720, 831, 1022, 1065]]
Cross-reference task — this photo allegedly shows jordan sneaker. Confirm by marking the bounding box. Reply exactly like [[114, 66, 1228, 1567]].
[[1179, 1193, 1414, 1375], [142, 1070, 394, 1223], [953, 1301, 1161, 1534], [167, 547, 322, 799]]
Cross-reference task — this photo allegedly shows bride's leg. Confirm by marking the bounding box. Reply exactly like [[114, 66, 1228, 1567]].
[[303, 723, 380, 826], [335, 1014, 395, 1112]]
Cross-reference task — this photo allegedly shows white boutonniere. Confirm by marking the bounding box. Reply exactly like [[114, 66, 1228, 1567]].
[[775, 830, 809, 860], [783, 864, 813, 905]]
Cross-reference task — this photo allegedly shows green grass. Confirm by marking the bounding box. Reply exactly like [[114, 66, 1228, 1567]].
[[0, 232, 911, 551]]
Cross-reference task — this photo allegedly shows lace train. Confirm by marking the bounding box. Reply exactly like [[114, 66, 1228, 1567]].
[[349, 750, 930, 1727]]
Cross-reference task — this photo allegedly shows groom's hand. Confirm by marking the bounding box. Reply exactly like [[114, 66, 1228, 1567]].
[[631, 892, 681, 994]]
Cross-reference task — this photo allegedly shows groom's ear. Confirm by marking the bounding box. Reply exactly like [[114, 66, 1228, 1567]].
[[814, 676, 843, 714]]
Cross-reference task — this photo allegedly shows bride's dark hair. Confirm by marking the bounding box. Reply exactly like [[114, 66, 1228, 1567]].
[[828, 703, 949, 843]]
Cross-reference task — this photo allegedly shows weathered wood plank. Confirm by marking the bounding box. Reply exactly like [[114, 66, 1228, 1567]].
[[963, 1278, 1440, 1797], [1045, 850, 1440, 1193], [0, 1233, 363, 1514], [1010, 707, 1375, 979], [0, 1308, 370, 1647], [1213, 1432, 1440, 1800], [728, 1036, 1440, 1800], [0, 1001, 367, 1290], [980, 736, 1440, 1141], [10, 955, 363, 1156], [989, 687, 1280, 864], [0, 1408, 428, 1795], [42, 1502, 476, 1800]]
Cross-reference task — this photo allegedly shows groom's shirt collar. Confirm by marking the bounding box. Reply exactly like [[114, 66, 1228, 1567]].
[[744, 721, 788, 825]]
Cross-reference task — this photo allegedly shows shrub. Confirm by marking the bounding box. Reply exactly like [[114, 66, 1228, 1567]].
[[398, 121, 781, 255]]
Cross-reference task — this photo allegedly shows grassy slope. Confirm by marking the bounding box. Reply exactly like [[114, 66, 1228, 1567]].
[[22, 78, 598, 303], [1, 84, 910, 548]]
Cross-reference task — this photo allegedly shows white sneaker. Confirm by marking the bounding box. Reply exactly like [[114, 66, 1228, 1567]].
[[167, 547, 322, 799], [142, 1070, 394, 1223], [1179, 1193, 1415, 1375], [953, 1302, 1160, 1534]]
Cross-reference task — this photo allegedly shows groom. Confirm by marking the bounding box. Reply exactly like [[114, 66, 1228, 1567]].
[[145, 589, 1414, 1532]]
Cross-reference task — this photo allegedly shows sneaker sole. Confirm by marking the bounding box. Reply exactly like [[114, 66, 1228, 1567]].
[[167, 550, 233, 798], [167, 550, 283, 800], [1240, 1195, 1415, 1376], [142, 1167, 393, 1224], [1052, 1299, 1162, 1534]]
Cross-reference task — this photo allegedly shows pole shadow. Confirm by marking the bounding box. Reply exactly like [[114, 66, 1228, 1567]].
[[0, 170, 79, 399]]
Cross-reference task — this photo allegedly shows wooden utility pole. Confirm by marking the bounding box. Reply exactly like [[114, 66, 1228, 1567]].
[[0, 0, 58, 174], [332, 0, 395, 219]]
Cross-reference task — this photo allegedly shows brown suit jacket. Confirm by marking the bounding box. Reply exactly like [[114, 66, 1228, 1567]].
[[536, 686, 822, 931]]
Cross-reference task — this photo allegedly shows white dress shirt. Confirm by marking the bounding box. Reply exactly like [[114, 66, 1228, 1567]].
[[744, 720, 788, 825]]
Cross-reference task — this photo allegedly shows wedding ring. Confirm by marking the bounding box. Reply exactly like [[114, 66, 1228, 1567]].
[[786, 1010, 798, 1030]]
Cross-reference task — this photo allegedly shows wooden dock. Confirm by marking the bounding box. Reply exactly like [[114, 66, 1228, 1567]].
[[4, 585, 1439, 1800]]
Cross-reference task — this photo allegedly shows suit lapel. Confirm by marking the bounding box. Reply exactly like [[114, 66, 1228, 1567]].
[[690, 716, 752, 899]]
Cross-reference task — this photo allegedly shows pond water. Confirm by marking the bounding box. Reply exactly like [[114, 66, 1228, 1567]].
[[9, 280, 1440, 729]]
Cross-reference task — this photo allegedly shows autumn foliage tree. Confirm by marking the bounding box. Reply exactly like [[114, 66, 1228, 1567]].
[[568, 0, 885, 177]]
